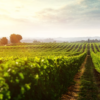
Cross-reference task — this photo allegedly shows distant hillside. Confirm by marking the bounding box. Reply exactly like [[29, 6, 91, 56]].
[[54, 37, 100, 42], [20, 37, 100, 43], [21, 38, 56, 43]]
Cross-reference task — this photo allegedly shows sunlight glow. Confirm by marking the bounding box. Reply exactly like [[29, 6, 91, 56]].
[[0, 0, 99, 38]]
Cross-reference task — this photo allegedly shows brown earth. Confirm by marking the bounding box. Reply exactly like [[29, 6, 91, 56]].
[[61, 55, 88, 100]]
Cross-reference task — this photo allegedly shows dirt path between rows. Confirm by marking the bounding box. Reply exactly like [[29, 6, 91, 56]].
[[61, 55, 88, 100]]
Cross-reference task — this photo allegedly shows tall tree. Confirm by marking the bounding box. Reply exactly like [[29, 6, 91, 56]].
[[1, 37, 8, 45], [16, 34, 22, 42], [10, 34, 22, 43]]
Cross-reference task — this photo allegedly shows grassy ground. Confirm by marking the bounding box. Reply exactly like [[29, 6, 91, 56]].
[[78, 55, 99, 100]]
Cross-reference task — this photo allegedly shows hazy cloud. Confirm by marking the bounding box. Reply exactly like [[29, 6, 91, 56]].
[[0, 0, 100, 25], [34, 0, 100, 28], [0, 0, 100, 38]]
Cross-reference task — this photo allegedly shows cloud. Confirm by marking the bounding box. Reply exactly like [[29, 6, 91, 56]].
[[0, 0, 100, 30], [79, 0, 99, 5], [35, 4, 84, 23], [34, 0, 100, 29]]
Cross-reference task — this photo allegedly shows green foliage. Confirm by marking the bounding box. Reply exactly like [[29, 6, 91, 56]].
[[0, 42, 88, 100], [0, 43, 85, 57], [0, 52, 86, 100], [91, 51, 100, 73]]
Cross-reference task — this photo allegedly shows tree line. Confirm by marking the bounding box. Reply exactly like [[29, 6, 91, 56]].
[[0, 34, 22, 45]]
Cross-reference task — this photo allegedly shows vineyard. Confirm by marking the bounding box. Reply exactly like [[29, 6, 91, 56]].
[[0, 42, 100, 100]]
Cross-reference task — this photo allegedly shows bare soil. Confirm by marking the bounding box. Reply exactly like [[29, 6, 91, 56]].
[[61, 55, 88, 100]]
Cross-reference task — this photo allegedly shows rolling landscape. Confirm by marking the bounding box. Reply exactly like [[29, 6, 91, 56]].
[[0, 0, 100, 100], [0, 39, 100, 100]]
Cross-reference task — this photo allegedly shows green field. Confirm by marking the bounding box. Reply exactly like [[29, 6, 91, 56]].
[[0, 42, 100, 100]]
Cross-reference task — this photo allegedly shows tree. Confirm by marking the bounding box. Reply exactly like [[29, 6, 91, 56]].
[[33, 40, 40, 43], [16, 34, 22, 42], [0, 37, 8, 45], [10, 34, 22, 43]]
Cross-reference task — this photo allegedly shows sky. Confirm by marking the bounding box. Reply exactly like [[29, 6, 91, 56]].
[[0, 0, 100, 38]]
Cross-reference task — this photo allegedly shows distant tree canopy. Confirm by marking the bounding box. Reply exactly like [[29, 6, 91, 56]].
[[10, 34, 22, 43], [33, 40, 40, 43], [0, 37, 8, 45]]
